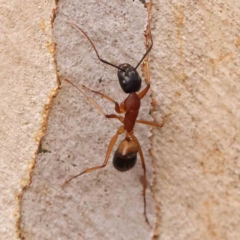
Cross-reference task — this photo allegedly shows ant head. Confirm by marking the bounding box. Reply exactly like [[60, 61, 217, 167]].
[[67, 23, 152, 94], [117, 63, 142, 93]]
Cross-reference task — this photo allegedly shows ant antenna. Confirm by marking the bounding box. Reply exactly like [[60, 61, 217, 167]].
[[68, 22, 125, 72], [134, 33, 153, 69]]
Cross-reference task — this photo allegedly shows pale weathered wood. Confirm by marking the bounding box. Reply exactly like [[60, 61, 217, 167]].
[[0, 0, 57, 239], [2, 0, 240, 239], [151, 1, 240, 239]]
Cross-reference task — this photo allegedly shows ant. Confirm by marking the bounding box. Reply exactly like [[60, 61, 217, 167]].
[[63, 22, 167, 225]]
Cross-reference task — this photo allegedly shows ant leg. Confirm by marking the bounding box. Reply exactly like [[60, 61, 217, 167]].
[[65, 79, 125, 114], [131, 135, 149, 225], [65, 79, 124, 116], [105, 114, 124, 123], [136, 119, 163, 127], [63, 126, 125, 187], [81, 84, 125, 113], [136, 114, 170, 127], [138, 84, 150, 99]]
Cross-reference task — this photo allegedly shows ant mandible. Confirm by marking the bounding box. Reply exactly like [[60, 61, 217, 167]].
[[63, 22, 167, 225]]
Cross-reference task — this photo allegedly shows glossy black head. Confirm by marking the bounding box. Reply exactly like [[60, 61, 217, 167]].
[[113, 150, 137, 172], [117, 63, 142, 93]]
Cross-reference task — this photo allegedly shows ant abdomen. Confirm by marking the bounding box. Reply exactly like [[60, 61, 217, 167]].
[[113, 151, 137, 172], [112, 138, 139, 172]]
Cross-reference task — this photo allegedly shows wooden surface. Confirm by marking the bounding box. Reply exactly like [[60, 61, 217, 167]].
[[1, 0, 240, 239], [0, 0, 57, 239], [151, 1, 240, 239]]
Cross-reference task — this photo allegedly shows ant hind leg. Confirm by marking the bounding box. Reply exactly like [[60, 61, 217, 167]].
[[131, 135, 150, 226], [62, 126, 125, 187]]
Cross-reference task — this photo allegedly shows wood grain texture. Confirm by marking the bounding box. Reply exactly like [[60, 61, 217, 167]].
[[151, 1, 240, 239]]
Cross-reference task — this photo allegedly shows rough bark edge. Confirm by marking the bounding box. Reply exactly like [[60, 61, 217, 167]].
[[16, 3, 60, 239], [143, 1, 163, 239], [141, 0, 162, 236]]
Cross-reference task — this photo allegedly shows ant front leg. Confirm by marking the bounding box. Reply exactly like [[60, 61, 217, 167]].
[[138, 83, 150, 100], [63, 126, 125, 187], [65, 79, 125, 116], [81, 84, 125, 114], [65, 79, 125, 118]]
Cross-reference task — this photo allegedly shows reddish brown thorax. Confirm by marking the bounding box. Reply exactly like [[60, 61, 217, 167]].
[[123, 92, 141, 132]]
